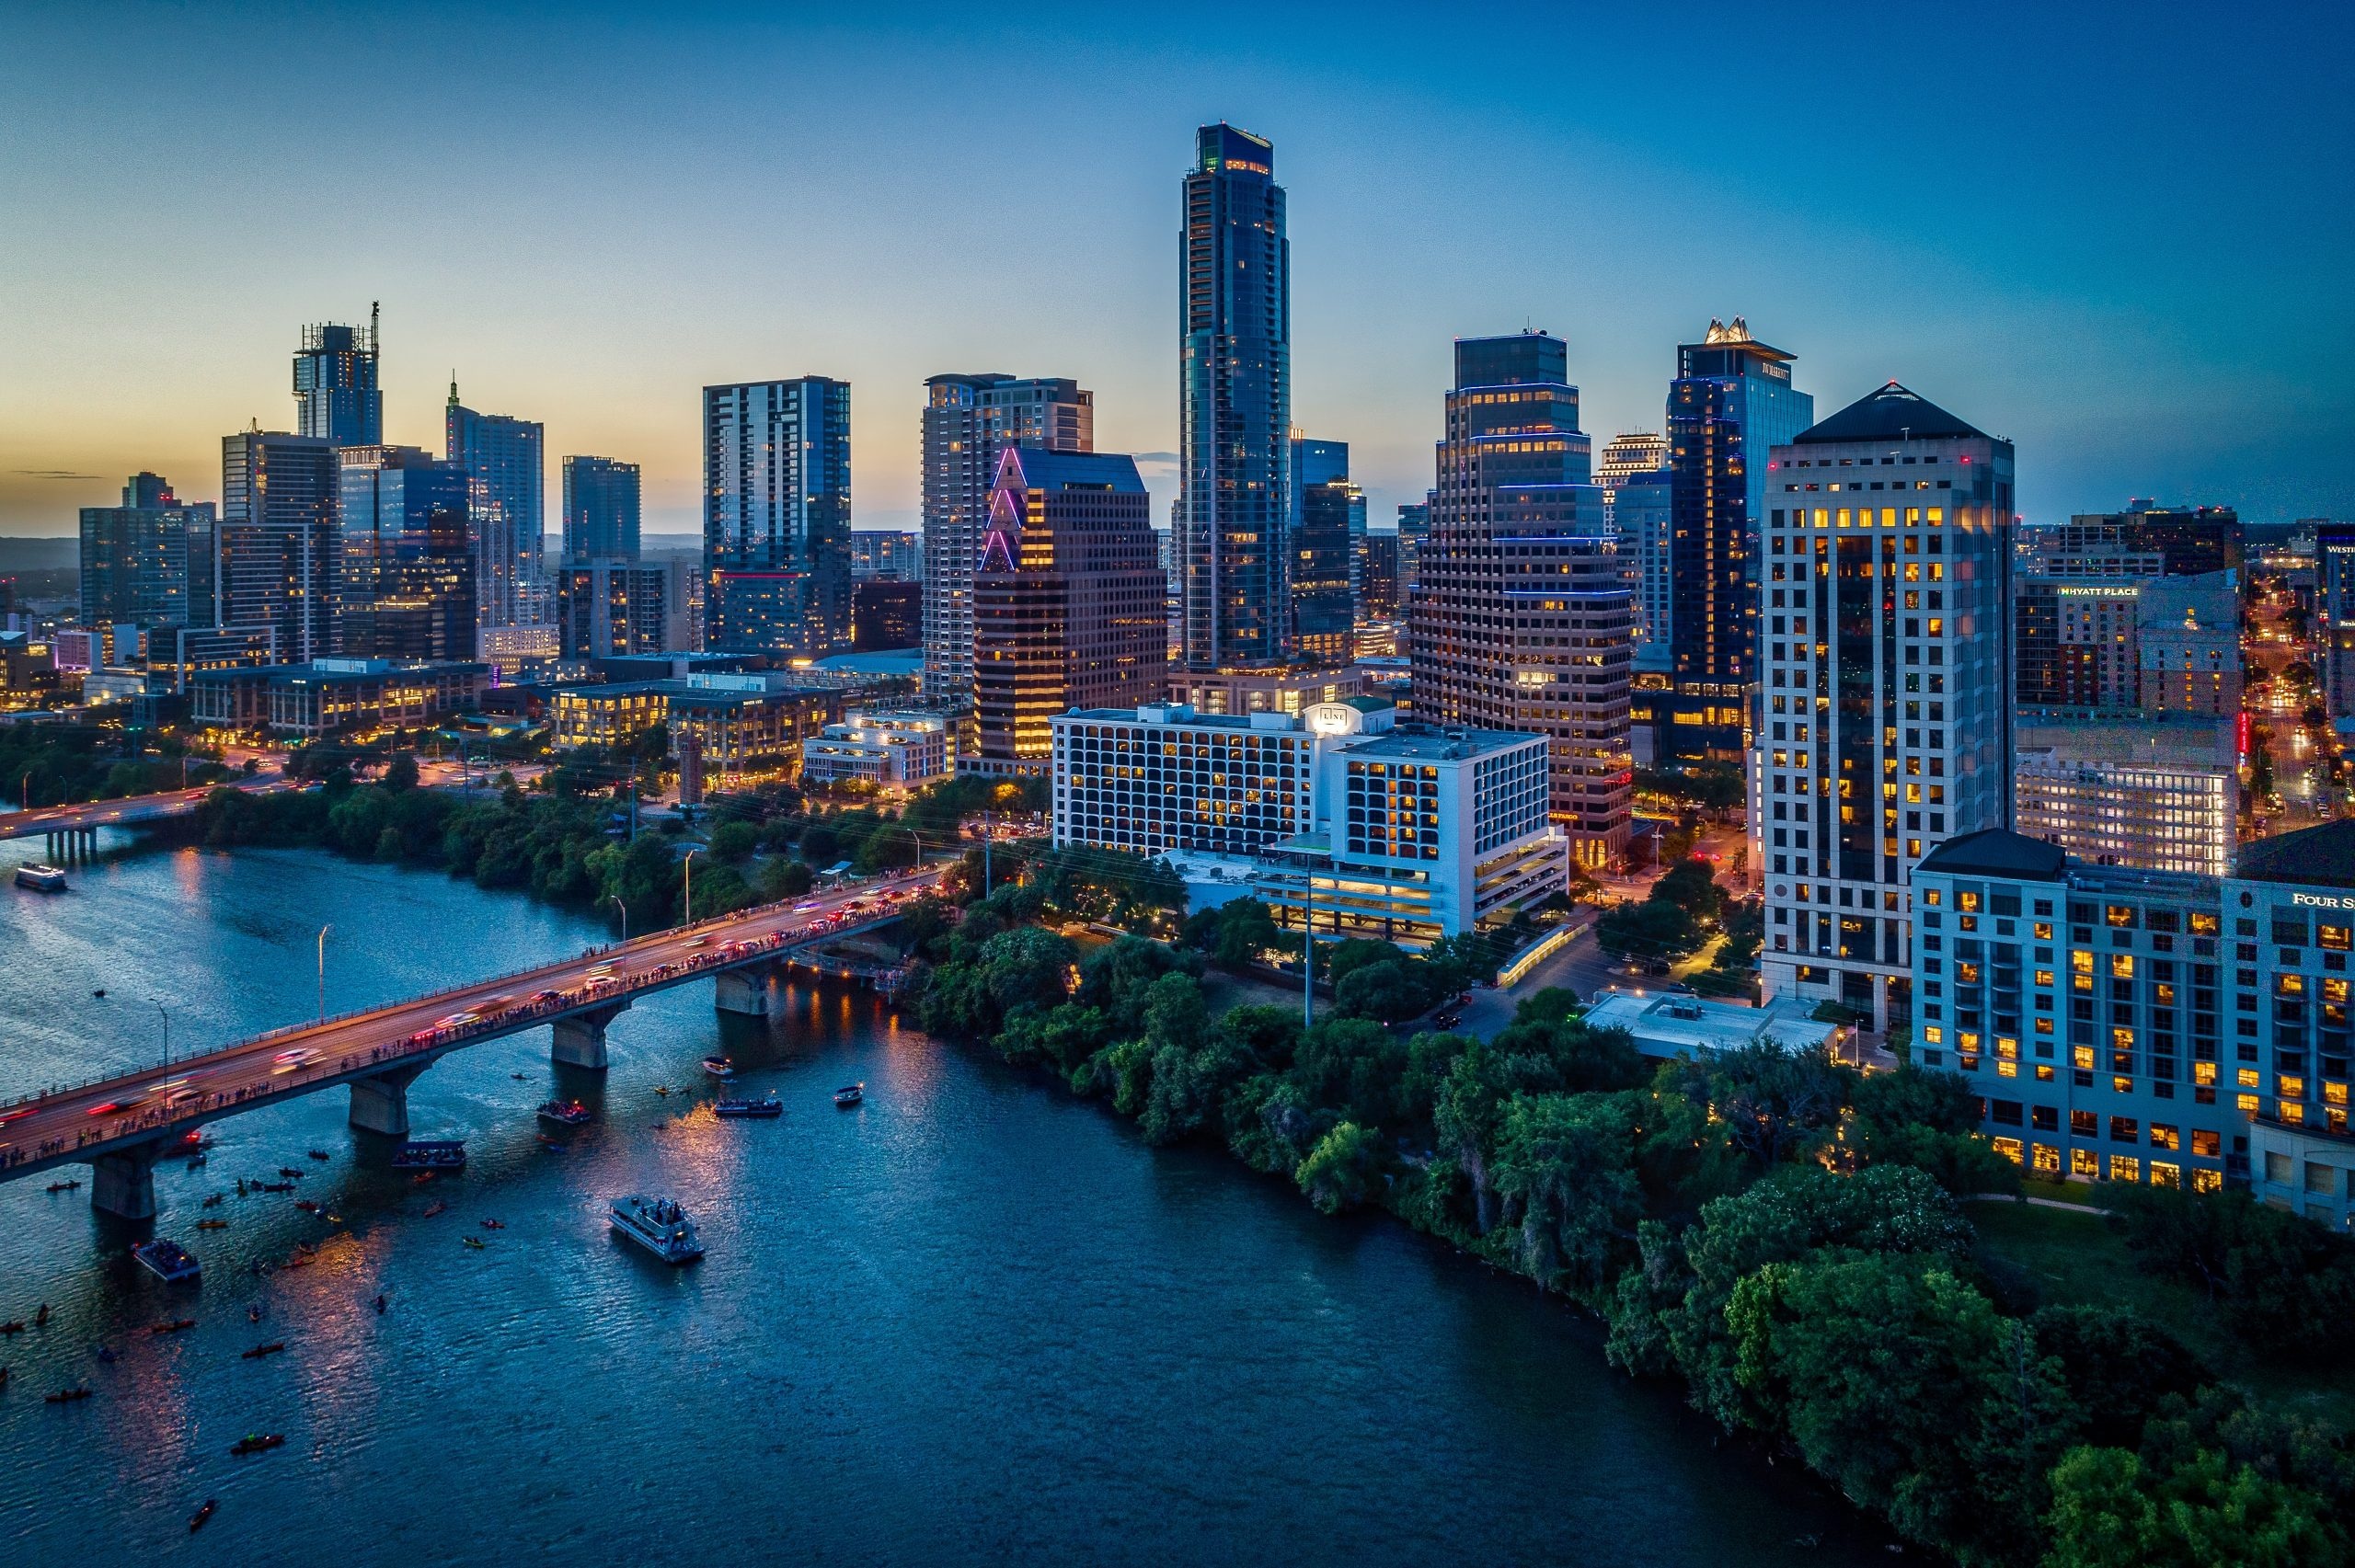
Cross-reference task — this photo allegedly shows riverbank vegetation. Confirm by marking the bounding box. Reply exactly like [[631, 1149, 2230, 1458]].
[[0, 721, 229, 807], [902, 884, 2355, 1566]]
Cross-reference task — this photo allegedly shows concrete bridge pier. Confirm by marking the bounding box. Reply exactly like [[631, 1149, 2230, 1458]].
[[552, 1001, 630, 1070], [714, 959, 784, 1019], [349, 1060, 430, 1137], [90, 1140, 163, 1220]]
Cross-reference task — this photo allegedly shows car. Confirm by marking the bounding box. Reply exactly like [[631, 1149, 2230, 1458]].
[[0, 1107, 35, 1127], [432, 1013, 479, 1030], [529, 989, 561, 1003], [270, 1047, 321, 1074], [684, 935, 711, 948], [794, 901, 822, 912], [166, 1088, 204, 1109], [88, 1096, 145, 1116]]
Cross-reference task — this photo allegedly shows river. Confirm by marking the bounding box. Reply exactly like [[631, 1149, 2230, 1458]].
[[0, 835, 1886, 1566]]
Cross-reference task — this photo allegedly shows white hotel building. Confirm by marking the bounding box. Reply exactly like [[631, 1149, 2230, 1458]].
[[1754, 383, 2016, 1033], [1051, 697, 1564, 945]]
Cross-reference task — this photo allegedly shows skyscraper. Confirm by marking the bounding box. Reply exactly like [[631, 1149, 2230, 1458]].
[[561, 456, 641, 562], [703, 376, 853, 658], [446, 383, 546, 631], [293, 308, 382, 448], [336, 445, 477, 662], [80, 472, 214, 630], [1407, 332, 1631, 866], [972, 448, 1168, 773], [219, 430, 339, 662], [1755, 382, 2015, 1032], [920, 373, 1092, 704], [1178, 122, 1291, 670], [1663, 318, 1812, 763], [1597, 431, 1674, 673]]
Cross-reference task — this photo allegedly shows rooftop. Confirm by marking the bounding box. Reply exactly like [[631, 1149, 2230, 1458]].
[[1792, 382, 1987, 446], [1580, 990, 1842, 1059], [1913, 828, 2069, 882], [1338, 725, 1543, 761], [996, 449, 1145, 495], [2238, 819, 2355, 891]]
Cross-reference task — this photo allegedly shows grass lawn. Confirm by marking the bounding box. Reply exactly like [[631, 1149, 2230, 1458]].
[[1970, 1196, 2355, 1432]]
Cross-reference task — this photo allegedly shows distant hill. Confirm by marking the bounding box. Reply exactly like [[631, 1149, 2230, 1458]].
[[0, 538, 77, 573]]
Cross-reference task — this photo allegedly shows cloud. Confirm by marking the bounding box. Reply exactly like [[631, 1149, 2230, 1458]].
[[1132, 452, 1179, 464], [10, 469, 100, 480]]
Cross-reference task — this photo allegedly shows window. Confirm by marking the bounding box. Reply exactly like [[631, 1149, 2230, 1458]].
[[2108, 1116, 2139, 1144]]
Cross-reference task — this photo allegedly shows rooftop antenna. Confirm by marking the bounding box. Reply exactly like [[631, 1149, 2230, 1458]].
[[369, 300, 380, 354]]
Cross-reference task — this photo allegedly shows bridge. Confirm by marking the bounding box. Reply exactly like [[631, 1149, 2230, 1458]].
[[0, 866, 944, 1219], [0, 779, 293, 857]]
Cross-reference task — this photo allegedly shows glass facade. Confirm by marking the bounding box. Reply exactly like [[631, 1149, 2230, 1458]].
[[1178, 123, 1291, 670], [219, 431, 339, 663], [704, 377, 853, 658], [79, 472, 213, 629], [336, 446, 477, 662], [561, 455, 642, 563], [293, 316, 381, 447], [446, 389, 546, 627]]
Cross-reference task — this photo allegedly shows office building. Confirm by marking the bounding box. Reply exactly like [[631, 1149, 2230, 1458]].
[[1050, 697, 1565, 944], [852, 578, 921, 651], [293, 310, 382, 447], [920, 373, 1092, 703], [1913, 819, 2355, 1229], [1595, 429, 1670, 485], [2320, 523, 2355, 720], [2039, 504, 2243, 578], [446, 383, 546, 629], [1357, 531, 1402, 621], [552, 672, 838, 774], [971, 448, 1168, 773], [1597, 436, 1673, 670], [219, 430, 340, 664], [1293, 473, 1358, 661], [852, 530, 923, 581], [1663, 318, 1813, 762], [557, 557, 697, 659], [1169, 664, 1363, 716], [337, 445, 477, 662], [2137, 573, 2242, 716], [1178, 123, 1291, 670], [1756, 383, 2016, 1032], [562, 456, 641, 563], [190, 656, 487, 738], [704, 376, 853, 658], [1396, 498, 1431, 591], [2014, 711, 2237, 876], [799, 710, 953, 790], [161, 625, 277, 695], [80, 472, 213, 629], [1407, 331, 1631, 867]]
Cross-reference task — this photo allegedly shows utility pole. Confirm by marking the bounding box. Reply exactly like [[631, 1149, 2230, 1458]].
[[316, 925, 331, 1022], [1303, 876, 1316, 1028], [982, 809, 993, 897]]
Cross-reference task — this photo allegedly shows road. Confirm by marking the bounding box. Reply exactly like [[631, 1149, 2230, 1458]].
[[0, 866, 945, 1185], [0, 776, 291, 843]]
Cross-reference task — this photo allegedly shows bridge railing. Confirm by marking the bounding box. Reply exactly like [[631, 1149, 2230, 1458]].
[[0, 874, 936, 1118]]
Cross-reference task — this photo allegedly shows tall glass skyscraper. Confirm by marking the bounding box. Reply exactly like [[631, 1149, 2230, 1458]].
[[293, 308, 382, 448], [337, 445, 477, 662], [220, 430, 339, 662], [703, 376, 853, 658], [562, 455, 642, 562], [79, 472, 213, 630], [446, 383, 546, 630], [1288, 435, 1355, 662], [920, 373, 1093, 707], [1663, 317, 1811, 763], [1178, 122, 1291, 670]]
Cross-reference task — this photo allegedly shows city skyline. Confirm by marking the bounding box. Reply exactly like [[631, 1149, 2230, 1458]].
[[5, 6, 2350, 542]]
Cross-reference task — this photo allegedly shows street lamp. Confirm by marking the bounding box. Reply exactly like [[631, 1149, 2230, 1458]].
[[155, 1001, 169, 1067], [316, 924, 331, 1022], [682, 849, 700, 926], [609, 894, 628, 944]]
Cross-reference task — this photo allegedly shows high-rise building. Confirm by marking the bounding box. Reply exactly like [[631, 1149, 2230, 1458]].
[[1286, 434, 1361, 660], [1396, 498, 1432, 599], [2014, 569, 2240, 715], [852, 530, 923, 581], [1407, 332, 1630, 866], [704, 376, 853, 658], [1598, 432, 1674, 671], [2039, 505, 2243, 578], [920, 374, 1093, 704], [445, 383, 546, 631], [1357, 531, 1402, 621], [971, 448, 1168, 773], [80, 472, 213, 629], [293, 309, 382, 448], [561, 456, 641, 563], [1755, 383, 2015, 1032], [557, 556, 696, 658], [1663, 318, 1813, 762], [852, 578, 921, 651], [336, 446, 477, 662], [219, 430, 339, 663], [2013, 710, 2236, 876], [1178, 123, 1291, 670]]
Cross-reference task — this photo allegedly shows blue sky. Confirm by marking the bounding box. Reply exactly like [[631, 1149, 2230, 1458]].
[[2, 1, 2349, 536]]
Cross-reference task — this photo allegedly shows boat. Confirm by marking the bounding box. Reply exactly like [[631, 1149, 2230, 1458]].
[[479, 1219, 504, 1230], [132, 1239, 202, 1284], [421, 1200, 447, 1218], [833, 1082, 865, 1107], [461, 1236, 485, 1250], [652, 1085, 672, 1096], [0, 1322, 22, 1335], [276, 1166, 304, 1179], [150, 1319, 196, 1334], [239, 1341, 285, 1359], [44, 1385, 91, 1403], [700, 1057, 735, 1080], [388, 1140, 466, 1172], [45, 1180, 79, 1194], [15, 864, 67, 893], [256, 1181, 293, 1194], [196, 1219, 228, 1230], [715, 1095, 783, 1119], [189, 1499, 217, 1533], [293, 1199, 321, 1214], [306, 1150, 330, 1162], [536, 1099, 594, 1128], [608, 1194, 705, 1264], [33, 1303, 48, 1326], [228, 1433, 284, 1457]]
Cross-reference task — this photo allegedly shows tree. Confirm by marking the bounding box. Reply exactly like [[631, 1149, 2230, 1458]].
[[2028, 1305, 2211, 1450], [1707, 1039, 1848, 1170], [1207, 898, 1281, 969], [382, 752, 419, 791], [1490, 1091, 1645, 1296], [2106, 1184, 2355, 1353], [1333, 958, 1430, 1023], [2044, 1444, 2341, 1568], [1296, 1121, 1383, 1214], [708, 820, 761, 862]]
